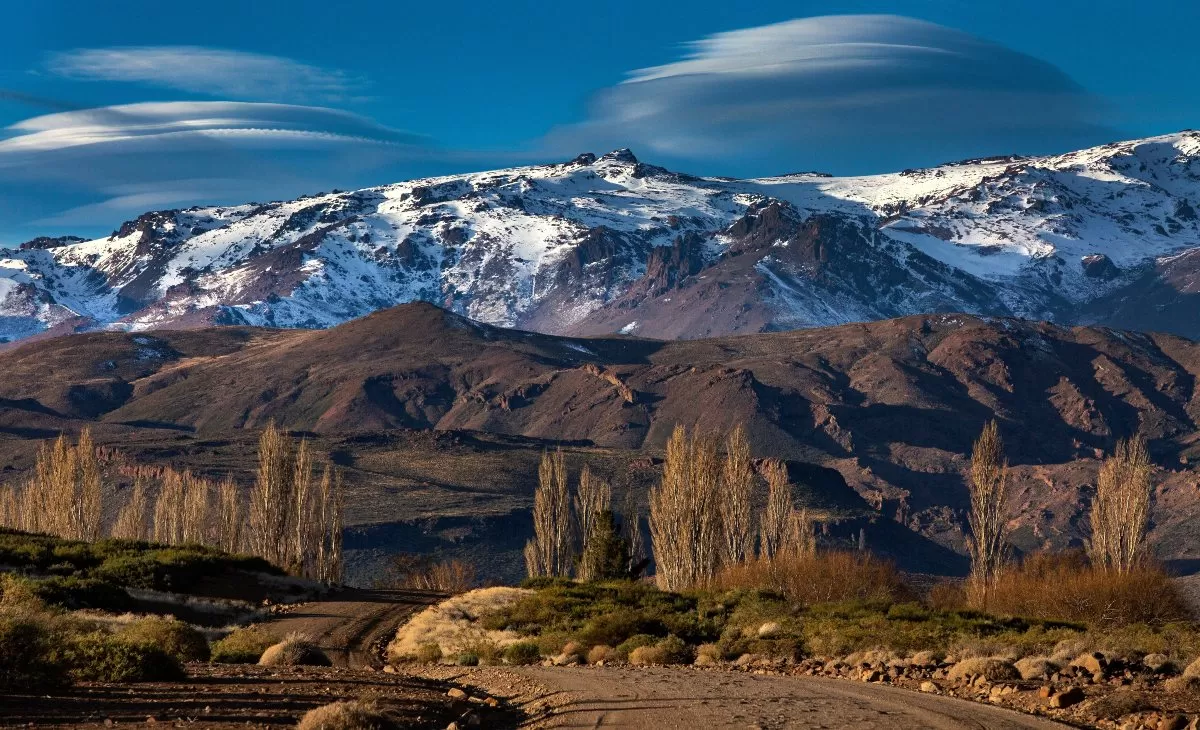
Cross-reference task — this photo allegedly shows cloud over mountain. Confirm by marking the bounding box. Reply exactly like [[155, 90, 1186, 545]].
[[545, 15, 1115, 175], [47, 46, 363, 103]]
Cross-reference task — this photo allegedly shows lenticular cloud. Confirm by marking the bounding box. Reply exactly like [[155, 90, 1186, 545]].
[[546, 15, 1113, 175]]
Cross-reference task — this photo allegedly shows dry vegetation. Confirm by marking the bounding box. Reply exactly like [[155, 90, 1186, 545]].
[[387, 587, 532, 661], [524, 448, 641, 582], [650, 424, 816, 591], [1089, 435, 1153, 574], [966, 420, 1010, 608], [0, 422, 344, 583]]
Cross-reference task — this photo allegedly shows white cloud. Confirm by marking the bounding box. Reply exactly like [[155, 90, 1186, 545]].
[[0, 101, 425, 156], [544, 15, 1115, 175], [0, 102, 443, 237], [46, 46, 362, 102]]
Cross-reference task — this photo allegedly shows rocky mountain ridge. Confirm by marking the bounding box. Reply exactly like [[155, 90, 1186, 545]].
[[2, 132, 1200, 343]]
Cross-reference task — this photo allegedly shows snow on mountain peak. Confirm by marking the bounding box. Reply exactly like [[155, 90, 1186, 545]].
[[2, 132, 1199, 343]]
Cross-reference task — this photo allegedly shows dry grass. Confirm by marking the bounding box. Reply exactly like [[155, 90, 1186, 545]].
[[1089, 436, 1152, 573], [387, 587, 531, 661], [712, 551, 908, 605], [211, 625, 279, 663], [628, 636, 692, 666], [977, 552, 1190, 628], [296, 700, 396, 730], [258, 633, 331, 667], [117, 616, 210, 662], [1014, 655, 1060, 680], [380, 554, 476, 593]]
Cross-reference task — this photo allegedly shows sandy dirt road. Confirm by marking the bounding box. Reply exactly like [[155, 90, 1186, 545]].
[[440, 665, 1071, 730]]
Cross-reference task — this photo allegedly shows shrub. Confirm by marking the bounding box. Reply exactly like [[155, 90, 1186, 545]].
[[0, 616, 69, 691], [695, 643, 722, 666], [712, 552, 909, 606], [119, 617, 210, 662], [258, 635, 331, 667], [296, 700, 397, 730], [59, 631, 184, 682], [615, 634, 657, 659], [980, 552, 1191, 627], [463, 640, 502, 665], [414, 642, 443, 664], [211, 625, 278, 663], [946, 657, 1019, 682], [926, 582, 967, 612], [1014, 656, 1059, 680], [587, 644, 617, 664], [629, 636, 693, 666], [502, 641, 541, 665], [454, 652, 479, 666], [387, 587, 530, 661], [378, 553, 476, 593]]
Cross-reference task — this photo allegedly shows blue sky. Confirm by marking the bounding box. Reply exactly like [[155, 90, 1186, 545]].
[[1, 0, 1197, 242]]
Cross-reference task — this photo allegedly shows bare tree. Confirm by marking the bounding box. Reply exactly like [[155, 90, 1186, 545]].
[[24, 430, 103, 541], [619, 476, 645, 577], [215, 478, 244, 554], [524, 449, 574, 577], [318, 466, 344, 584], [575, 465, 613, 581], [112, 476, 151, 541], [719, 424, 755, 565], [759, 458, 792, 559], [153, 468, 186, 545], [967, 420, 1010, 606], [290, 438, 315, 575], [1088, 435, 1152, 573], [76, 429, 102, 542], [248, 421, 293, 567], [649, 425, 724, 590], [783, 508, 817, 558]]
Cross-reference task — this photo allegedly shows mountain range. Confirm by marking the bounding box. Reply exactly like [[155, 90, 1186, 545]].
[[4, 302, 1200, 573], [3, 132, 1199, 344]]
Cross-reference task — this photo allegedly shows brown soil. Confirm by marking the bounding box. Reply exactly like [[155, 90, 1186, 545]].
[[419, 664, 1070, 729], [0, 590, 514, 729]]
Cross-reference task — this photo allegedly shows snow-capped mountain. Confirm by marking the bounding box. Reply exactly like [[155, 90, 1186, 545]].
[[3, 132, 1200, 343]]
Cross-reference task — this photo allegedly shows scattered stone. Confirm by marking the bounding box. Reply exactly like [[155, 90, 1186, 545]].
[[447, 688, 468, 700], [947, 657, 1019, 683], [1072, 652, 1107, 678], [382, 664, 397, 674], [1038, 686, 1053, 699], [1050, 687, 1086, 709], [1159, 715, 1188, 730], [1015, 656, 1059, 681], [1144, 654, 1174, 674], [910, 650, 942, 667], [919, 681, 938, 693]]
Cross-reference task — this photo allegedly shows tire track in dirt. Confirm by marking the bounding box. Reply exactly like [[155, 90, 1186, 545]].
[[268, 588, 444, 669]]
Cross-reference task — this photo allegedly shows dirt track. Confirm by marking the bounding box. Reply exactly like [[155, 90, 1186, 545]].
[[431, 664, 1072, 729], [268, 588, 444, 669], [0, 591, 1071, 728]]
